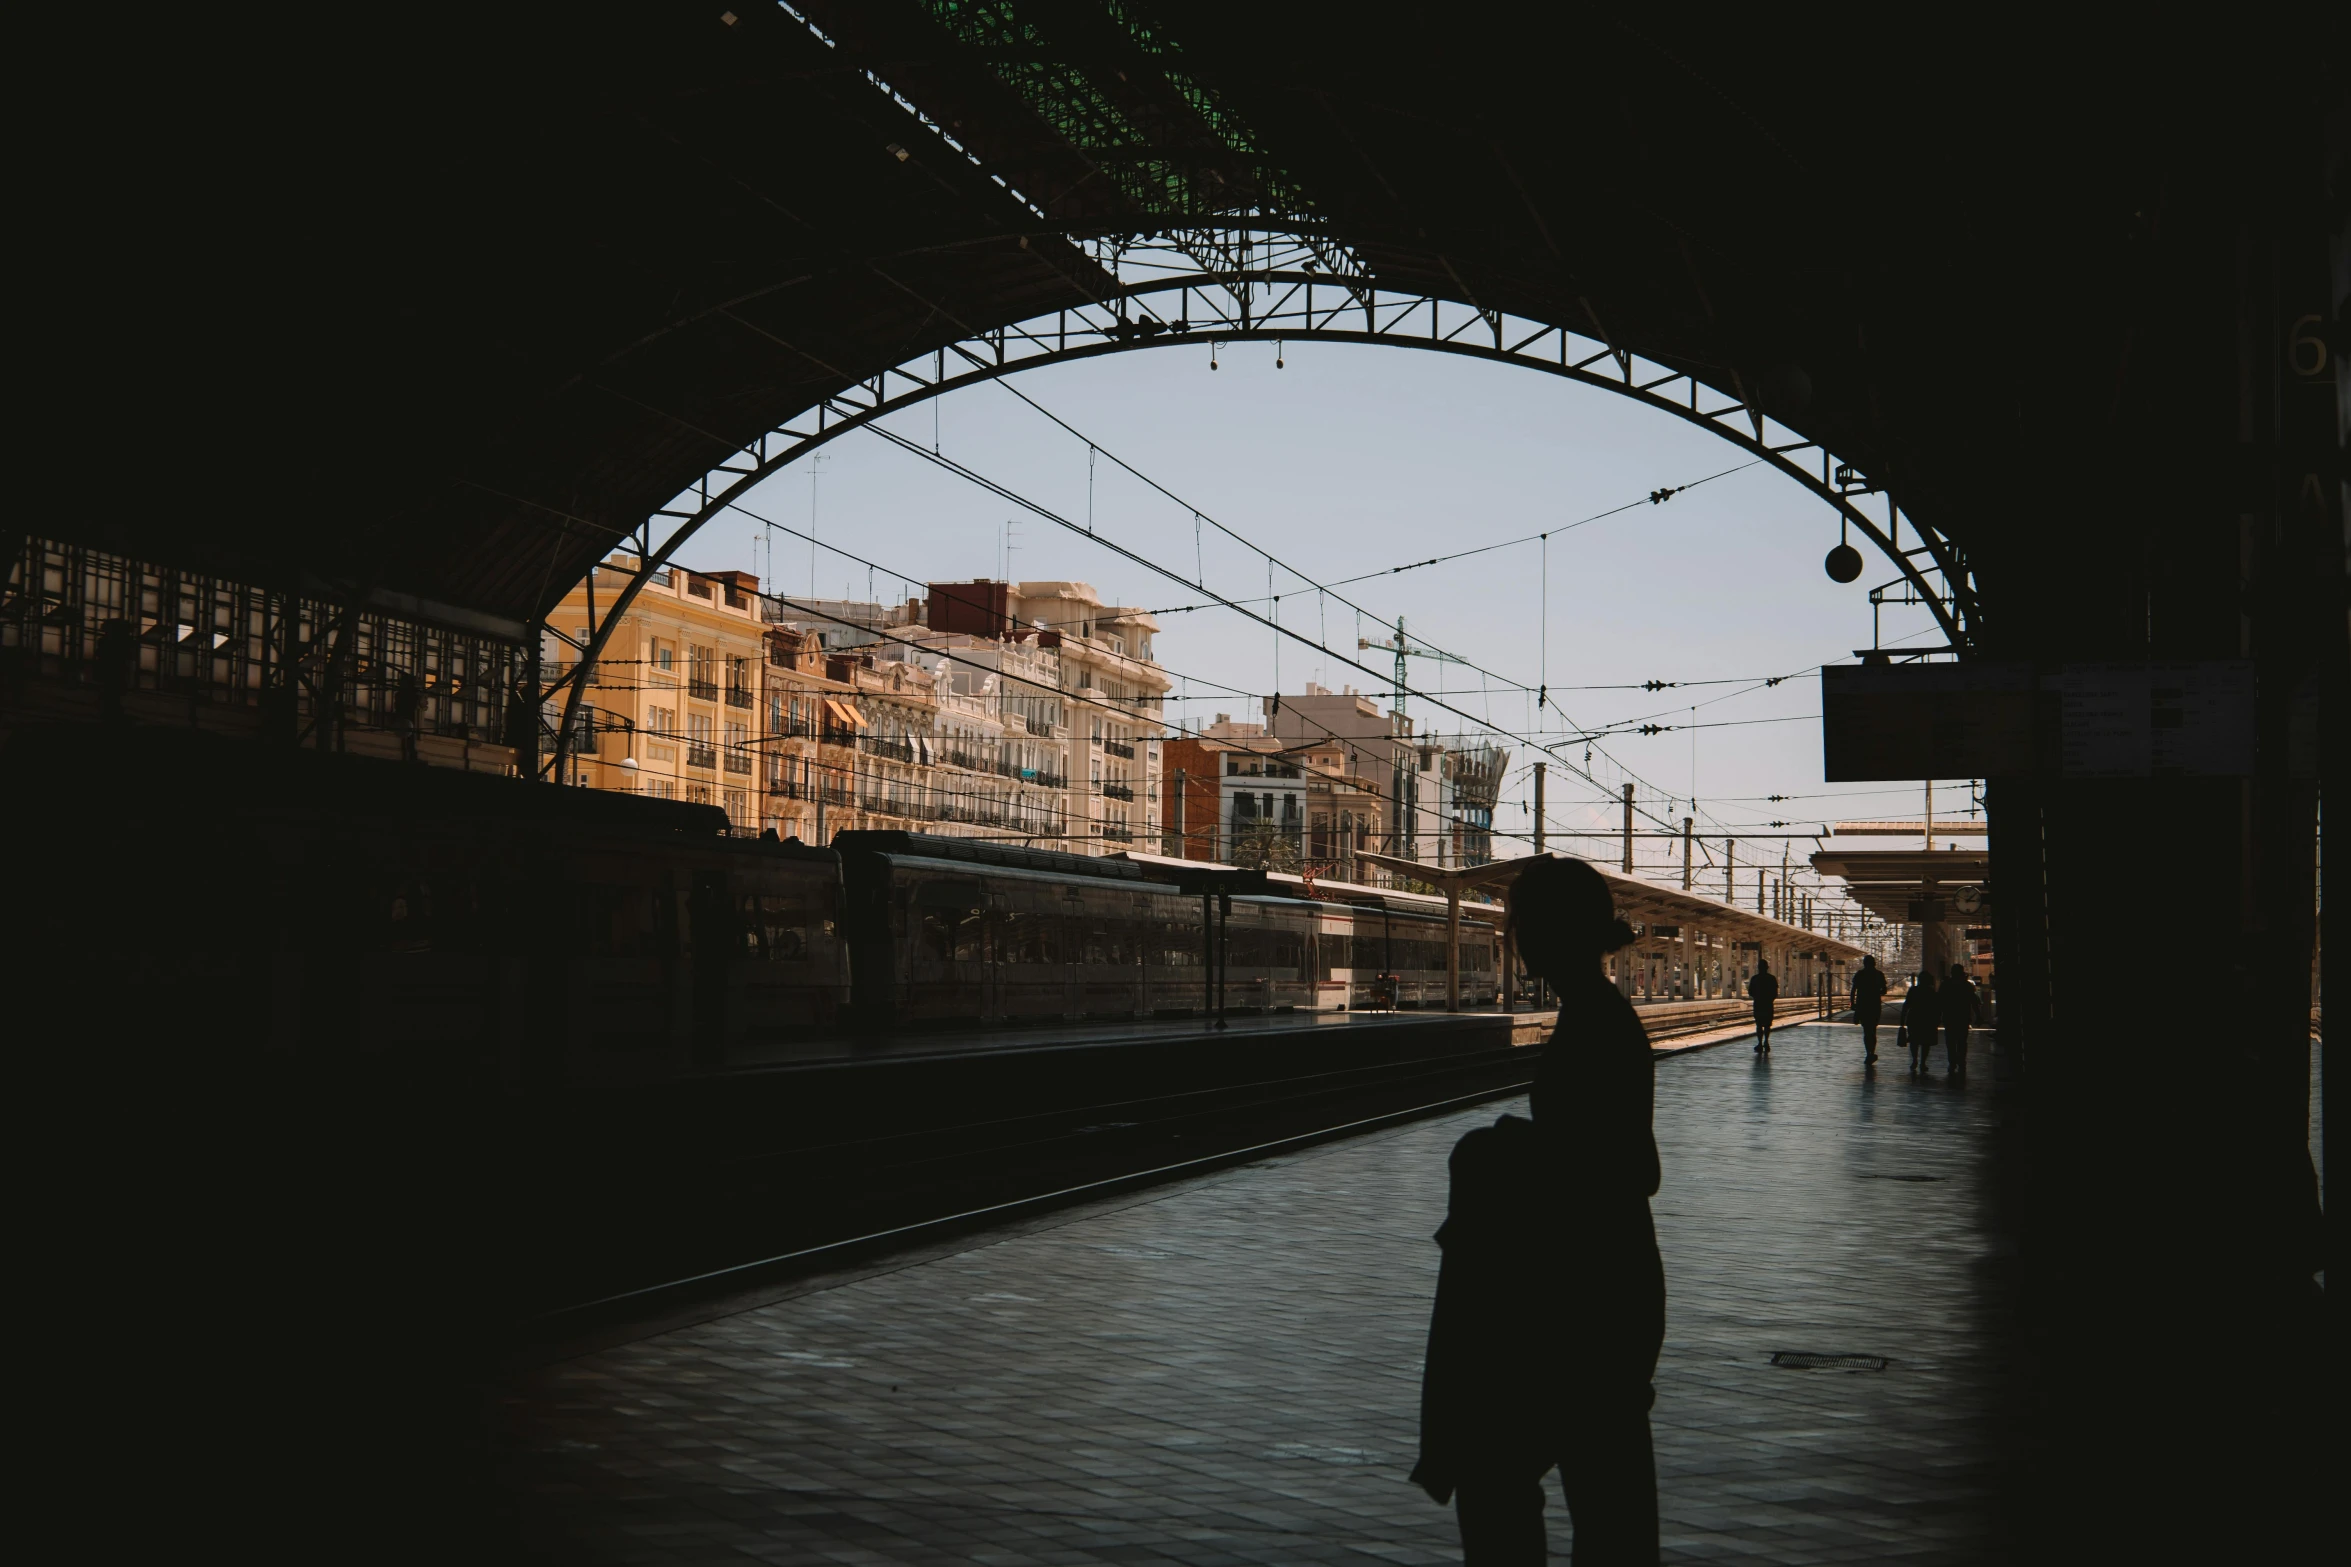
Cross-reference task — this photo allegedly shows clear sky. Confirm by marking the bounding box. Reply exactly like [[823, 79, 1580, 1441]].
[[668, 338, 1971, 894]]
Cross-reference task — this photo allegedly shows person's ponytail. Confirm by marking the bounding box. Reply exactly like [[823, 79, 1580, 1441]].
[[1604, 917, 1637, 952]]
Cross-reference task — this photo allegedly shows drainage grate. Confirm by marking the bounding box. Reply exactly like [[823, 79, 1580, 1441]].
[[1770, 1351, 1889, 1372], [1861, 1173, 1945, 1182]]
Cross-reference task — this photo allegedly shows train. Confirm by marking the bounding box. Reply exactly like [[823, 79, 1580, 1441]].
[[833, 830, 1501, 1030], [14, 725, 1500, 1083]]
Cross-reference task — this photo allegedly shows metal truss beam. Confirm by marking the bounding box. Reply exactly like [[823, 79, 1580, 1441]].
[[546, 230, 1976, 777]]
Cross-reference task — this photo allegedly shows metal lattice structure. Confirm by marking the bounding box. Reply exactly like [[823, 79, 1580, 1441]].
[[546, 227, 1976, 773], [0, 537, 525, 767]]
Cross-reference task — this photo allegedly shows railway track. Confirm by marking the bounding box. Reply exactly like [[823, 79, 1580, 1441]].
[[517, 1034, 1540, 1347], [520, 997, 1823, 1351]]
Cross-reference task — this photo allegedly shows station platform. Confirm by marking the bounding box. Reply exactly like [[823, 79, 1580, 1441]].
[[493, 1021, 2032, 1563]]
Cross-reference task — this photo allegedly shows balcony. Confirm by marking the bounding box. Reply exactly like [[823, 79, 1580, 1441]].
[[1100, 781, 1135, 801], [725, 686, 753, 708], [865, 735, 916, 763], [1098, 824, 1135, 843], [1102, 738, 1135, 759], [723, 750, 752, 775], [686, 746, 717, 770], [687, 678, 718, 701]]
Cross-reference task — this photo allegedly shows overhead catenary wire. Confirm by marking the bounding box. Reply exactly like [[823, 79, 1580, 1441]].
[[853, 418, 1697, 834], [627, 498, 1780, 880], [968, 379, 1745, 821]]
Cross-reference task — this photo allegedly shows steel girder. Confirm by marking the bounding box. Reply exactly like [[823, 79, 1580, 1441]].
[[544, 229, 1976, 777]]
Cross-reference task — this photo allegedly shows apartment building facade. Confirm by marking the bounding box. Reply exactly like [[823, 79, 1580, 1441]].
[[548, 559, 782, 828], [1161, 715, 1307, 865], [553, 565, 1166, 851], [1264, 683, 1421, 861]]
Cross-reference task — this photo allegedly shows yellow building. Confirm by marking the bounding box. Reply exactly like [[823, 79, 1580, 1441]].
[[550, 559, 852, 836]]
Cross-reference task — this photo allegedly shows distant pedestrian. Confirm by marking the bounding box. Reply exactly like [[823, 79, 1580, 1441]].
[[1747, 960, 1779, 1054], [1900, 970, 1939, 1074], [1415, 855, 1663, 1564], [1851, 956, 1887, 1065], [1939, 962, 1978, 1080]]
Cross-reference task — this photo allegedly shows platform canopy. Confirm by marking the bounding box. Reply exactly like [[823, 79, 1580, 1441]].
[[1811, 847, 1991, 926], [40, 4, 2307, 636]]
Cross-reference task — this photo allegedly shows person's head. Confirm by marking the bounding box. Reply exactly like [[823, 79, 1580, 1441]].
[[1949, 961, 1969, 981], [1862, 954, 1877, 969], [1506, 857, 1634, 982], [1918, 969, 1936, 986], [1758, 958, 1771, 972]]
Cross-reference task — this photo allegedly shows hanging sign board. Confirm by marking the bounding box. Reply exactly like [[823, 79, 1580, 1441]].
[[1820, 664, 2034, 780], [1823, 661, 2257, 779], [2055, 662, 2256, 777]]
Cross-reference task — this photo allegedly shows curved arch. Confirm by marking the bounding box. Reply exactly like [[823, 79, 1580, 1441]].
[[547, 235, 1976, 774]]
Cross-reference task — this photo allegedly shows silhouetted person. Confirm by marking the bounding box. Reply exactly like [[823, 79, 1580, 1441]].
[[1747, 959, 1779, 1054], [1939, 962, 1977, 1080], [1900, 969, 1938, 1073], [1415, 856, 1663, 1565], [1851, 955, 1887, 1064]]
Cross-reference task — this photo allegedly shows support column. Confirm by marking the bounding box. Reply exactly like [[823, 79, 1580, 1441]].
[[1681, 816, 1694, 889], [1533, 762, 1546, 855], [1617, 784, 1636, 883], [1445, 886, 1461, 1013]]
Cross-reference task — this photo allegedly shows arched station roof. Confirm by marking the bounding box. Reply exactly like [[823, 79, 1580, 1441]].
[[54, 4, 2309, 639]]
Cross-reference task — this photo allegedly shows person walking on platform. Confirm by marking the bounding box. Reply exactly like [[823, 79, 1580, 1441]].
[[1939, 962, 1978, 1081], [1850, 955, 1887, 1064], [1747, 960, 1780, 1055], [1414, 856, 1664, 1565], [1900, 969, 1939, 1074]]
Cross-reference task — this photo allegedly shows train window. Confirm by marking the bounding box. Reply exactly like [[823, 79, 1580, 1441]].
[[578, 882, 658, 960], [1317, 931, 1349, 979], [1159, 919, 1201, 967], [918, 906, 986, 964], [998, 908, 1062, 966], [1084, 922, 1136, 966], [739, 893, 826, 961]]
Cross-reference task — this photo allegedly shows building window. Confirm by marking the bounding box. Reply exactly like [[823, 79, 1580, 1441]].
[[653, 641, 674, 672], [688, 645, 717, 700], [687, 712, 716, 769]]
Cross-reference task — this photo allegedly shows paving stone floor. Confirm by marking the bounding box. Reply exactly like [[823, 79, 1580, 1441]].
[[493, 1024, 2027, 1563]]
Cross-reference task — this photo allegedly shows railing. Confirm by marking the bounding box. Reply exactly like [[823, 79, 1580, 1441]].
[[725, 686, 753, 708], [687, 678, 718, 701], [1103, 738, 1135, 759], [686, 746, 717, 770], [1100, 781, 1135, 801], [722, 750, 751, 775], [1099, 824, 1136, 842], [865, 735, 916, 763]]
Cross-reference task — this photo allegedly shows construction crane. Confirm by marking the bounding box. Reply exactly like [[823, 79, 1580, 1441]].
[[1357, 617, 1481, 863], [1357, 617, 1472, 718]]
